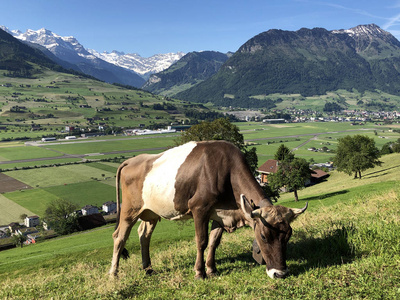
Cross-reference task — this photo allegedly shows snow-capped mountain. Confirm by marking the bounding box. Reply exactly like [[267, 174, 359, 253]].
[[88, 50, 186, 79], [1, 26, 94, 63], [0, 26, 184, 86]]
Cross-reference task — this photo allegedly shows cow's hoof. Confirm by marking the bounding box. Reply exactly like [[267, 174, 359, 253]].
[[206, 270, 218, 277], [194, 273, 206, 280]]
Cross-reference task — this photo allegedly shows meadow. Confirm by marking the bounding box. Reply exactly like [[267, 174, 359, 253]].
[[0, 121, 399, 225], [0, 156, 398, 298]]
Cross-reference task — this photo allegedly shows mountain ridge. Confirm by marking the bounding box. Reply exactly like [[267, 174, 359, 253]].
[[88, 50, 185, 79], [142, 51, 230, 96], [1, 26, 184, 87], [175, 24, 400, 107]]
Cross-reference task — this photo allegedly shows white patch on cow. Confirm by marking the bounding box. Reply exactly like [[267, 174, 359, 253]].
[[142, 141, 198, 219], [266, 268, 288, 279]]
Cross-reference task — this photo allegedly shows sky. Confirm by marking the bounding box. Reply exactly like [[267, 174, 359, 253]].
[[2, 0, 400, 57]]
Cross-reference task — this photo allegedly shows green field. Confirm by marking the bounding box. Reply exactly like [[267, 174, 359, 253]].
[[0, 70, 186, 129], [0, 194, 35, 225], [0, 162, 398, 298], [0, 121, 399, 225]]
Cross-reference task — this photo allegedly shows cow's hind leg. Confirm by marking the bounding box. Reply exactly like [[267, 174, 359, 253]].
[[109, 217, 138, 277], [137, 218, 159, 274], [192, 213, 210, 279], [206, 221, 224, 276]]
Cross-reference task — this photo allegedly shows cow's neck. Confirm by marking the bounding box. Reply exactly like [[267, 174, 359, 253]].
[[232, 168, 272, 208]]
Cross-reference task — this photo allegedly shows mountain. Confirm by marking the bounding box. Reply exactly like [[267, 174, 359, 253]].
[[88, 50, 185, 80], [142, 51, 230, 96], [0, 27, 70, 77], [176, 24, 400, 108], [1, 27, 145, 87]]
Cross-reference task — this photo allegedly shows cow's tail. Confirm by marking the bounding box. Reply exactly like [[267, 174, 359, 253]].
[[114, 161, 130, 260]]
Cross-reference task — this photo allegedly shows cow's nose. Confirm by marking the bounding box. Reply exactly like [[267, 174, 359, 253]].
[[274, 271, 288, 279], [267, 268, 288, 279]]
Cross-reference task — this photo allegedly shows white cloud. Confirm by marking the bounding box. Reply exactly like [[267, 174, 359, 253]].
[[382, 13, 400, 30]]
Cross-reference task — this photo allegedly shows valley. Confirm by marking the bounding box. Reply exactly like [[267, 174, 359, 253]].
[[0, 22, 400, 299]]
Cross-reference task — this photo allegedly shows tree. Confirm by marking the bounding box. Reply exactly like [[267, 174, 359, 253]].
[[12, 233, 27, 248], [19, 213, 28, 222], [177, 118, 245, 150], [333, 135, 382, 179], [44, 198, 80, 235], [268, 157, 311, 202], [177, 118, 259, 174], [274, 144, 294, 161]]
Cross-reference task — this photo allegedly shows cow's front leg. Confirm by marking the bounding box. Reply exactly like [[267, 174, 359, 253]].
[[206, 221, 224, 276], [137, 219, 158, 274], [193, 215, 209, 279]]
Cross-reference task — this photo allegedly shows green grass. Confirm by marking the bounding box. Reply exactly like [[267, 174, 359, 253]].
[[4, 189, 58, 218], [4, 164, 115, 188], [279, 152, 400, 203], [0, 153, 399, 298], [43, 181, 116, 208], [0, 194, 35, 225], [43, 136, 176, 155], [0, 158, 83, 170], [0, 180, 398, 299], [0, 145, 59, 161]]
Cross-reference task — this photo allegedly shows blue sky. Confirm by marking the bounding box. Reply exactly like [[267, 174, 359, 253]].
[[2, 0, 400, 57]]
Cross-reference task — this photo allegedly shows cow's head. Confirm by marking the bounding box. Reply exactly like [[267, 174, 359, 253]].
[[240, 194, 307, 279]]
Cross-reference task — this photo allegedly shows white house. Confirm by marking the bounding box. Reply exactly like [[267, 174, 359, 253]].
[[24, 215, 40, 227], [102, 201, 117, 214], [81, 205, 99, 216]]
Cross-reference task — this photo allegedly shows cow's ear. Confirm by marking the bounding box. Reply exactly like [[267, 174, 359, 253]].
[[240, 195, 261, 220], [240, 194, 253, 220]]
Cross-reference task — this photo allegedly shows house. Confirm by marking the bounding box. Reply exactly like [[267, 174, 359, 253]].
[[257, 159, 329, 185], [17, 227, 39, 237], [24, 215, 40, 227], [103, 201, 117, 214], [308, 169, 330, 185], [262, 119, 286, 124], [78, 214, 107, 230], [257, 159, 279, 184], [81, 205, 99, 216], [8, 222, 20, 233]]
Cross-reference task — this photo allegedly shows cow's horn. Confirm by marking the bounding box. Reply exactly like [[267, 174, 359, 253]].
[[250, 209, 262, 219], [292, 202, 308, 215]]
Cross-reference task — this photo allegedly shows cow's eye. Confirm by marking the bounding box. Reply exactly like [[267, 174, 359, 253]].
[[260, 232, 267, 242]]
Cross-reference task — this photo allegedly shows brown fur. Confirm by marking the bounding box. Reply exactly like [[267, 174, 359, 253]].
[[109, 141, 306, 279]]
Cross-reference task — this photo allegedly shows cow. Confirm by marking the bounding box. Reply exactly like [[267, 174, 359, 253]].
[[109, 140, 307, 279]]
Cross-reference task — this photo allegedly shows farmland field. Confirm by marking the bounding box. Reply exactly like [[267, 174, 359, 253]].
[[0, 121, 399, 225], [0, 194, 35, 225]]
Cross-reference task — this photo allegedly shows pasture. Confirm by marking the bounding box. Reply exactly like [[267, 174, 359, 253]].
[[0, 167, 398, 299], [0, 121, 398, 226]]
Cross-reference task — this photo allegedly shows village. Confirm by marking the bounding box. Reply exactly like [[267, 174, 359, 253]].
[[0, 201, 118, 249]]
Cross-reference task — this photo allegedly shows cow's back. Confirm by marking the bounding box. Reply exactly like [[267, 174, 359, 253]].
[[141, 141, 198, 219], [120, 141, 247, 221]]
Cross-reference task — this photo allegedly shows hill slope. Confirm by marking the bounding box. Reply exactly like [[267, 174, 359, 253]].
[[0, 153, 399, 298], [176, 24, 400, 107]]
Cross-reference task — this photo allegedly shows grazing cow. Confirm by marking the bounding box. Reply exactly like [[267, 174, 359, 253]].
[[109, 140, 307, 279]]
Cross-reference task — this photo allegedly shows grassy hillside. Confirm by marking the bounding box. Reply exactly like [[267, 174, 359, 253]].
[[0, 68, 213, 131], [0, 153, 399, 299]]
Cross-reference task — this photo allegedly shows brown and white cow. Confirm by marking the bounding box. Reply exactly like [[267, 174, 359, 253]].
[[109, 140, 307, 279]]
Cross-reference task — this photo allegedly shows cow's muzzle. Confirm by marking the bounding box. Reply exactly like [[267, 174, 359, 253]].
[[267, 268, 288, 279]]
